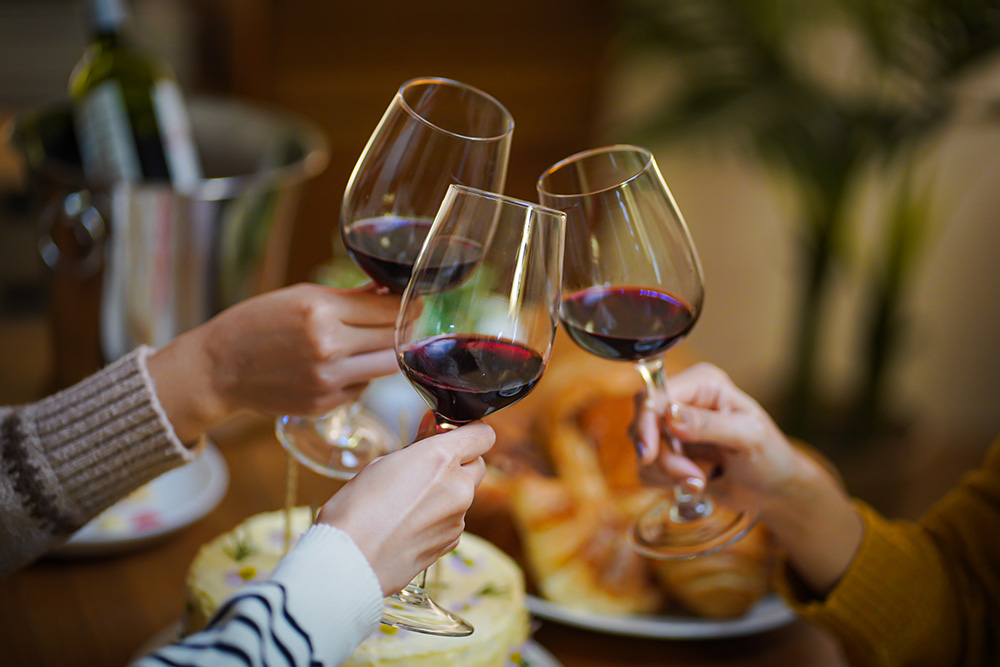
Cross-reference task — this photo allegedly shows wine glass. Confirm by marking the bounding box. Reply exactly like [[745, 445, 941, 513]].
[[537, 145, 758, 559], [390, 184, 566, 635], [276, 77, 514, 479]]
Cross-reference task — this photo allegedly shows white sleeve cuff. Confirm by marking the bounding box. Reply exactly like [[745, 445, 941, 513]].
[[269, 523, 383, 664]]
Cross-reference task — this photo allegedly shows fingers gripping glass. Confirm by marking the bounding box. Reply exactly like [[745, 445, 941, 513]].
[[537, 145, 757, 559], [276, 77, 514, 480], [389, 184, 566, 635]]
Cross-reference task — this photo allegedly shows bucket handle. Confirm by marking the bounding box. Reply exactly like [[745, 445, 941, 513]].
[[38, 190, 106, 279]]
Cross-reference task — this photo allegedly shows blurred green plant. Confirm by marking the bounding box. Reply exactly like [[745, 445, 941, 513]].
[[616, 0, 1000, 449]]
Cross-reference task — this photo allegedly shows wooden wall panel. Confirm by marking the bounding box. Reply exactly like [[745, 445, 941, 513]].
[[198, 0, 615, 283]]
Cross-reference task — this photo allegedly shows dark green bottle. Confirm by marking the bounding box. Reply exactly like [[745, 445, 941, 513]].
[[70, 0, 201, 191]]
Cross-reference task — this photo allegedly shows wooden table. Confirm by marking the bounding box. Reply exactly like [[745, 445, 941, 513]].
[[0, 414, 848, 667]]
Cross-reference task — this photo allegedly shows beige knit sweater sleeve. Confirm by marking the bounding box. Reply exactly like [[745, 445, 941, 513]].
[[0, 346, 193, 576]]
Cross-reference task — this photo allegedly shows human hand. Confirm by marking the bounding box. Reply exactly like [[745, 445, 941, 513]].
[[632, 362, 801, 510], [149, 283, 401, 442], [316, 417, 494, 595], [635, 363, 863, 596]]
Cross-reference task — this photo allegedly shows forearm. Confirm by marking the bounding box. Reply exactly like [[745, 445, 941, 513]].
[[758, 450, 864, 597]]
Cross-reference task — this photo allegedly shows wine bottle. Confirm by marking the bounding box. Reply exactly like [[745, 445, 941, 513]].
[[69, 0, 201, 191]]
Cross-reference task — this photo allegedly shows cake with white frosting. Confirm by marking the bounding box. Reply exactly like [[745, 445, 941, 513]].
[[183, 508, 530, 667]]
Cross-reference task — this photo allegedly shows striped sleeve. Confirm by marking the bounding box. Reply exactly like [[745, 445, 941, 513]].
[[134, 582, 320, 667], [132, 524, 382, 667]]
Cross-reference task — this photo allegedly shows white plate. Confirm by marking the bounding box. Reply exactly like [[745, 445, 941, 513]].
[[526, 593, 796, 640], [523, 639, 562, 666], [134, 621, 562, 666], [57, 441, 229, 556]]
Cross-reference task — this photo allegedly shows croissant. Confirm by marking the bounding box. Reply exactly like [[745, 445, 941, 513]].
[[509, 471, 664, 614], [503, 360, 665, 614], [651, 522, 774, 618]]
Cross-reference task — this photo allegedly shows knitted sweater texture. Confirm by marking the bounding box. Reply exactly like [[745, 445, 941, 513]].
[[778, 437, 1000, 666], [0, 346, 190, 575]]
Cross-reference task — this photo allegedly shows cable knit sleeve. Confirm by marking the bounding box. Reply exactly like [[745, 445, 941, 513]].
[[0, 346, 192, 576], [774, 437, 1000, 667]]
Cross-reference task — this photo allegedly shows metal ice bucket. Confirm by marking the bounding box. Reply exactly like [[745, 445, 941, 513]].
[[9, 97, 328, 366]]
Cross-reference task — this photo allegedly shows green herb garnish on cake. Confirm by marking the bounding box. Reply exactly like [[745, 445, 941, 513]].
[[222, 530, 258, 561], [476, 582, 509, 597]]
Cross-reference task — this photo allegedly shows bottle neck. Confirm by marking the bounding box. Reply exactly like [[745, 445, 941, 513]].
[[87, 0, 128, 37]]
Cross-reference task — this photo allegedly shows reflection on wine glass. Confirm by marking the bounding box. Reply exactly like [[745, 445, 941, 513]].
[[275, 405, 400, 478], [537, 145, 758, 560], [276, 77, 514, 480], [390, 184, 566, 636]]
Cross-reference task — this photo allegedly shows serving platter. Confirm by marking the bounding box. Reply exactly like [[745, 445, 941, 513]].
[[526, 593, 796, 640]]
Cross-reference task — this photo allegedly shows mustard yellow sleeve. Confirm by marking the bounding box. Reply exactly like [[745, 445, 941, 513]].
[[774, 437, 1000, 667]]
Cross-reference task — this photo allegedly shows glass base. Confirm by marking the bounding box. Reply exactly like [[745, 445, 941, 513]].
[[381, 585, 474, 637], [275, 405, 401, 480], [627, 494, 758, 560]]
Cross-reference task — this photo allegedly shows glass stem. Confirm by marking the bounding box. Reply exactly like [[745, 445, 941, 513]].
[[634, 357, 712, 522], [397, 568, 430, 602], [282, 453, 298, 555], [346, 399, 363, 424], [387, 417, 455, 601]]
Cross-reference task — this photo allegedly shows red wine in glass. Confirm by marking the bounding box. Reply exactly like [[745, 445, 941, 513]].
[[398, 334, 544, 425], [342, 216, 482, 293], [560, 286, 696, 361], [539, 144, 757, 560], [391, 184, 564, 636]]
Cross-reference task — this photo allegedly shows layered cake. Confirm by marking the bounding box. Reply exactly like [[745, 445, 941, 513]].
[[184, 508, 530, 667]]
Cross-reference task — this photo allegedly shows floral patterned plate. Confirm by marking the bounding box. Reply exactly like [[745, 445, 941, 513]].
[[57, 441, 229, 556]]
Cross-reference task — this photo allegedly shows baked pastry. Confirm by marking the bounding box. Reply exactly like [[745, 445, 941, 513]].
[[505, 360, 665, 614], [651, 522, 774, 618], [184, 508, 530, 667], [509, 471, 664, 614]]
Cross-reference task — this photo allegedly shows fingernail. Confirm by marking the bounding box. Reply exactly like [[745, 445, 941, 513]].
[[634, 437, 648, 461], [684, 476, 705, 493], [670, 403, 689, 426]]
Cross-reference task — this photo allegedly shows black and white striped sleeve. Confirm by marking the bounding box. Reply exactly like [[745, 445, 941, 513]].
[[133, 524, 383, 667], [137, 582, 317, 667]]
